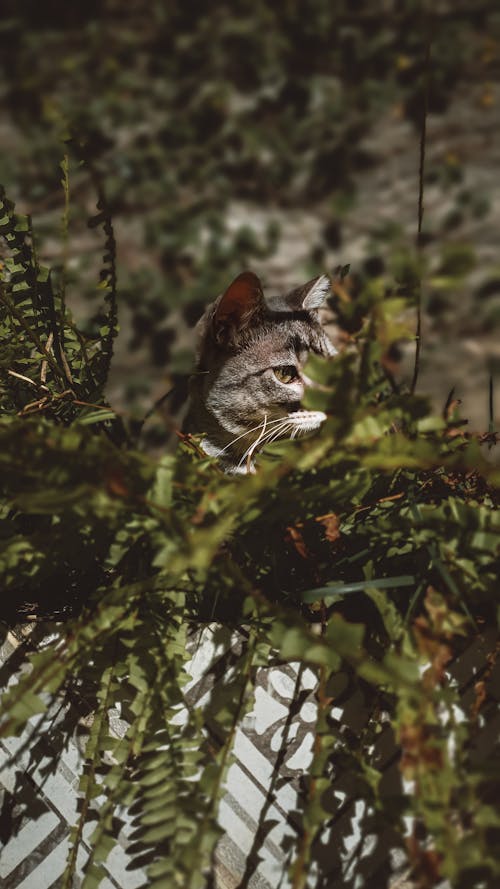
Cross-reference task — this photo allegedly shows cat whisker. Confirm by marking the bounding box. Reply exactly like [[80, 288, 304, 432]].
[[238, 417, 274, 469], [265, 422, 294, 445], [266, 418, 295, 440], [258, 420, 294, 451], [262, 413, 319, 448], [240, 414, 292, 470], [233, 411, 324, 469], [238, 415, 270, 470], [244, 413, 269, 472], [218, 415, 292, 457]]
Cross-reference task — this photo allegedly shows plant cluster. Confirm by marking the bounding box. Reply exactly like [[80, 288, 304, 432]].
[[1, 182, 500, 888]]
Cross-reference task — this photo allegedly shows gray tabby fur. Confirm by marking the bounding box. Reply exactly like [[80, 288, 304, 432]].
[[183, 272, 336, 474]]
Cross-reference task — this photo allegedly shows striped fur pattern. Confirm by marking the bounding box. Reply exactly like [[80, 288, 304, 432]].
[[184, 272, 337, 473]]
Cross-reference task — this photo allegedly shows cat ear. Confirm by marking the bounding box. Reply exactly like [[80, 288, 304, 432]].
[[279, 275, 331, 313], [301, 275, 331, 310], [213, 272, 265, 346]]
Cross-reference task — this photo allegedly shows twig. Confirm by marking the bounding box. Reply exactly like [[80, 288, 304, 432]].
[[40, 331, 54, 383], [59, 153, 70, 337], [488, 374, 494, 434], [410, 31, 431, 395], [138, 384, 176, 429], [60, 348, 74, 384], [17, 389, 74, 417], [68, 137, 118, 390], [443, 386, 455, 419], [72, 398, 119, 412], [8, 369, 47, 391]]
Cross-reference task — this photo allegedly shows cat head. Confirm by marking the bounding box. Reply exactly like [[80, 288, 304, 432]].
[[185, 271, 336, 473]]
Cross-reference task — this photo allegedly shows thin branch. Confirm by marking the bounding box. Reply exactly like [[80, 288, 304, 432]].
[[40, 331, 54, 383], [8, 369, 47, 390], [410, 32, 431, 395], [68, 137, 118, 390], [137, 384, 177, 430], [488, 374, 494, 433], [59, 153, 70, 337]]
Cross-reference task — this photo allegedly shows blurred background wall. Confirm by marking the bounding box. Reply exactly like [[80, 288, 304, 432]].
[[1, 0, 499, 438]]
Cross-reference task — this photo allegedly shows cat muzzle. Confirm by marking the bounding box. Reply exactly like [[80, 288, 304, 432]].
[[286, 409, 327, 435]]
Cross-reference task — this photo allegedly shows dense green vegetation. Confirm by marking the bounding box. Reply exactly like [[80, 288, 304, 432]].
[[1, 180, 499, 887], [1, 3, 500, 888]]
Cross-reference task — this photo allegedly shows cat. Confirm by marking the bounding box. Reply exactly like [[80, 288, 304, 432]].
[[183, 271, 337, 474]]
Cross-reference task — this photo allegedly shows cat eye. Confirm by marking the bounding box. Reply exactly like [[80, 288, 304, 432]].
[[273, 365, 299, 384]]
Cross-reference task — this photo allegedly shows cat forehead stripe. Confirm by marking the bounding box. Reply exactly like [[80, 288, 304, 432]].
[[286, 334, 310, 353]]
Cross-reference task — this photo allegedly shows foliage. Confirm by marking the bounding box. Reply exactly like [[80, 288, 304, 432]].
[[1, 0, 499, 387], [1, 180, 500, 889]]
